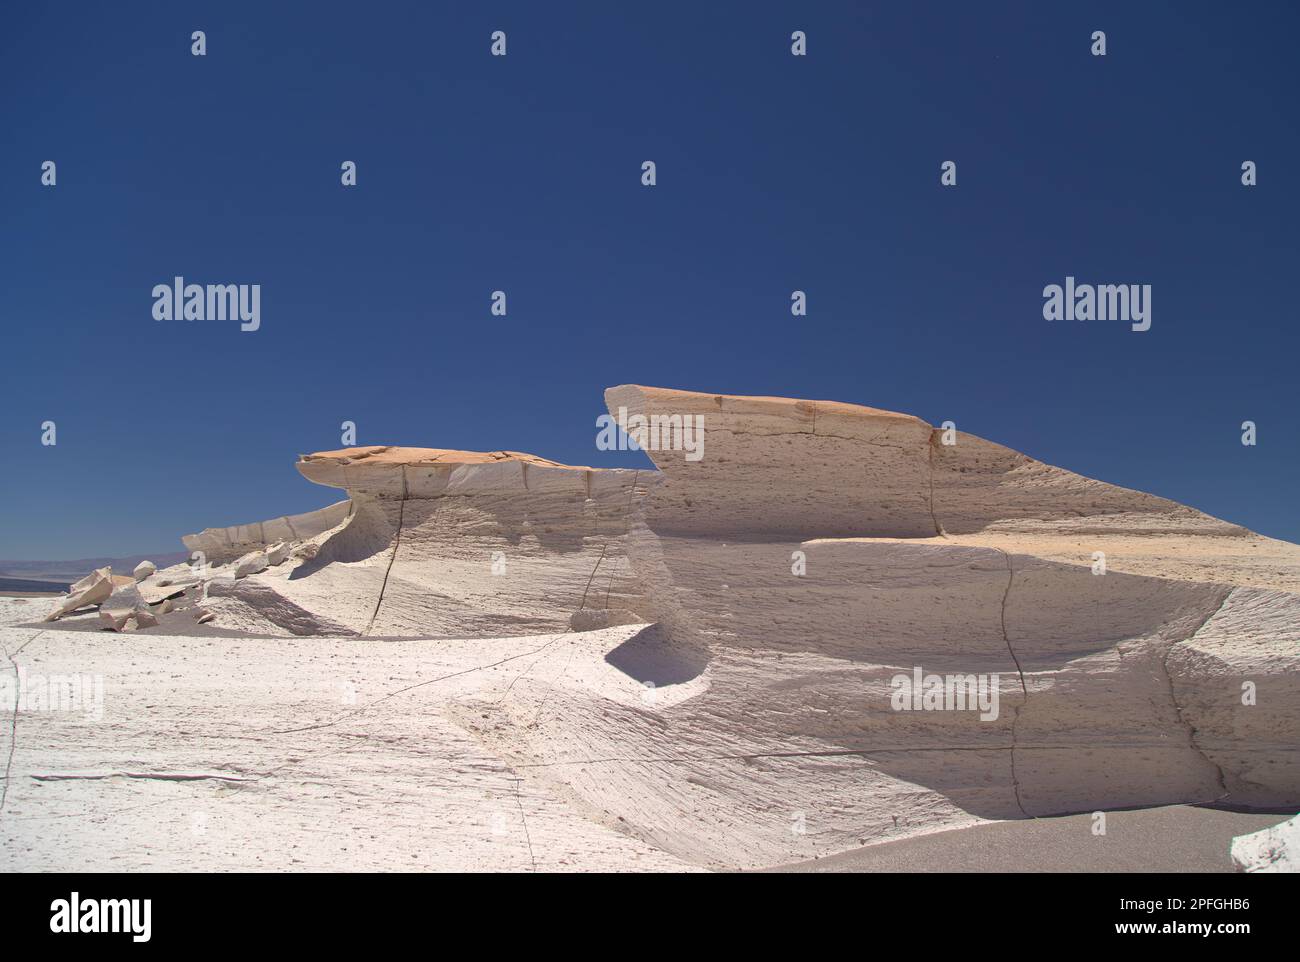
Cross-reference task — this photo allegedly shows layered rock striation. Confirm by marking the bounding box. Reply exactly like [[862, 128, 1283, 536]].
[[503, 384, 1297, 868], [175, 447, 656, 637], [146, 386, 1298, 868]]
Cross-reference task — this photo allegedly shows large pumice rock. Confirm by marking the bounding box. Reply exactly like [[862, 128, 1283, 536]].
[[143, 385, 1298, 870], [479, 383, 1300, 868], [44, 567, 113, 621]]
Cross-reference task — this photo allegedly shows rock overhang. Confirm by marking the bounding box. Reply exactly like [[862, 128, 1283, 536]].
[[295, 445, 642, 500]]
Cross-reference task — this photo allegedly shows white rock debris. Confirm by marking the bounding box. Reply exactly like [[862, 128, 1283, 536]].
[[1231, 813, 1298, 872]]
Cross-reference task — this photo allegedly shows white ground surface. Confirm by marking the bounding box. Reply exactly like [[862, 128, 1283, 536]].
[[0, 597, 697, 872]]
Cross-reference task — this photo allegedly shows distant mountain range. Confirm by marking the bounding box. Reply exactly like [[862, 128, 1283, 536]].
[[0, 552, 190, 586]]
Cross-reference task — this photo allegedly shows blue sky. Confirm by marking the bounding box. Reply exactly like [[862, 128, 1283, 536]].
[[2, 1, 1297, 558]]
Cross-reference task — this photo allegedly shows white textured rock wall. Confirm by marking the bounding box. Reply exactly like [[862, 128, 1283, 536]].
[[258, 454, 660, 637], [585, 383, 1300, 855], [182, 501, 352, 563]]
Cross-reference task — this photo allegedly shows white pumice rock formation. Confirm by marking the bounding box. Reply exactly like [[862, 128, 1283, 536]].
[[464, 384, 1295, 867], [32, 384, 1290, 871], [274, 446, 656, 637], [182, 501, 351, 564]]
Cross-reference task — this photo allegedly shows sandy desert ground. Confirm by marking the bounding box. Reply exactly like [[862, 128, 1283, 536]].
[[3, 602, 1286, 873], [1, 607, 701, 871]]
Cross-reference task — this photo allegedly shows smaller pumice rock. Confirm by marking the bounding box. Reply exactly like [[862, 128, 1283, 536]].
[[233, 549, 269, 579], [103, 582, 145, 611], [138, 581, 187, 605], [193, 608, 216, 624], [98, 608, 134, 631], [265, 542, 291, 566], [132, 605, 159, 629], [45, 567, 114, 621], [292, 541, 320, 561], [133, 560, 157, 582]]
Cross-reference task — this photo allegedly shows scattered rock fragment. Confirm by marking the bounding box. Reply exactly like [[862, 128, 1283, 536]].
[[138, 580, 188, 606], [133, 560, 156, 582], [233, 549, 269, 579], [97, 602, 158, 632], [103, 582, 145, 610], [98, 608, 134, 631], [291, 541, 320, 561], [265, 541, 291, 566], [44, 567, 113, 621]]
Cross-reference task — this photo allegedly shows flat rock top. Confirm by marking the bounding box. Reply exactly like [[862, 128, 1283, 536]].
[[608, 383, 927, 425], [300, 446, 588, 470]]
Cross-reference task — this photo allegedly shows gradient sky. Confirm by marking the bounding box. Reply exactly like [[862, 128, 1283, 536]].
[[2, 1, 1297, 559]]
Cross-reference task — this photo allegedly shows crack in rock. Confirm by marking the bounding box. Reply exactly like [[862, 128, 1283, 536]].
[[996, 550, 1031, 818], [1160, 590, 1234, 802], [1, 629, 48, 814], [30, 772, 256, 784], [365, 466, 408, 635]]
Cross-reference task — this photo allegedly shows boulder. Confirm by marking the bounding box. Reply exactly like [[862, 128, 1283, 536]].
[[97, 608, 134, 631], [233, 549, 269, 579], [103, 582, 144, 610], [138, 580, 188, 605], [291, 541, 320, 561], [132, 560, 157, 582], [44, 567, 113, 621], [265, 541, 291, 566]]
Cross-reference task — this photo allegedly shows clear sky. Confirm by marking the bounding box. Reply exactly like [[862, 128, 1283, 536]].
[[2, 1, 1297, 559]]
